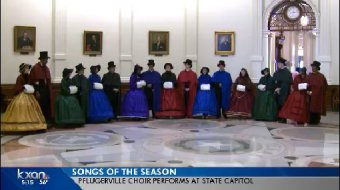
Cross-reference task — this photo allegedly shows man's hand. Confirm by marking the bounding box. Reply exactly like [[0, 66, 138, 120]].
[[35, 91, 40, 99], [219, 83, 222, 87], [185, 88, 190, 91], [307, 91, 312, 95], [147, 84, 152, 88], [274, 88, 281, 94], [113, 88, 119, 92]]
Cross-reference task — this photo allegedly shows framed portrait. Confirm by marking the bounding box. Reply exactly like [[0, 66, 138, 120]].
[[214, 31, 235, 55], [83, 31, 103, 55], [149, 31, 169, 55], [14, 26, 36, 52]]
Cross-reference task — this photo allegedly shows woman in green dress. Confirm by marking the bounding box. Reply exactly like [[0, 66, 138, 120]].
[[252, 68, 278, 121], [55, 68, 85, 125]]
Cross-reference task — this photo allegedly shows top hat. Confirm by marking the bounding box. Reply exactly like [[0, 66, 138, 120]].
[[277, 57, 287, 66], [183, 59, 192, 67], [62, 68, 74, 78], [19, 63, 31, 73], [147, 59, 155, 66], [311, 61, 321, 70], [217, 60, 225, 67], [164, 63, 173, 70], [200, 67, 210, 75], [108, 61, 116, 69], [261, 68, 270, 75], [38, 51, 50, 60], [75, 63, 86, 73]]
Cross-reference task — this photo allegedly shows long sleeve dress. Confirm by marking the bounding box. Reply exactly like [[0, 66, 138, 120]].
[[54, 77, 85, 125], [1, 74, 46, 132], [252, 75, 278, 121], [120, 74, 149, 118], [88, 73, 114, 122], [192, 74, 218, 117], [226, 76, 254, 118], [154, 71, 185, 118], [278, 74, 309, 123]]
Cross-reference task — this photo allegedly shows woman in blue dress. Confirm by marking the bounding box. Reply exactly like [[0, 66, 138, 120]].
[[88, 65, 114, 122], [192, 67, 218, 118], [120, 64, 149, 119]]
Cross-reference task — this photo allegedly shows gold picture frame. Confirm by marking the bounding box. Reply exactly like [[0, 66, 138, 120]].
[[149, 31, 169, 55], [83, 31, 103, 55], [14, 26, 36, 53], [214, 31, 235, 55]]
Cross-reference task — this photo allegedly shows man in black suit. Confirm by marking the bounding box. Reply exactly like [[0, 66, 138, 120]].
[[152, 35, 165, 51], [18, 31, 32, 49], [87, 34, 99, 51], [218, 35, 231, 51]]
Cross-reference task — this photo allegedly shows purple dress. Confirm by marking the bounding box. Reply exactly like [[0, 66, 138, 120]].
[[120, 74, 149, 118]]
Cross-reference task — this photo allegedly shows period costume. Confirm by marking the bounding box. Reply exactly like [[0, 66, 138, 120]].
[[142, 60, 161, 114], [72, 64, 90, 118], [278, 68, 309, 123], [307, 61, 328, 124], [177, 59, 198, 117], [272, 59, 293, 110], [226, 68, 254, 118], [1, 64, 46, 132], [102, 61, 121, 117], [29, 51, 53, 121], [252, 68, 278, 121], [192, 68, 218, 117], [212, 60, 233, 117], [120, 65, 149, 118], [54, 69, 85, 125], [154, 63, 185, 118], [87, 65, 114, 122]]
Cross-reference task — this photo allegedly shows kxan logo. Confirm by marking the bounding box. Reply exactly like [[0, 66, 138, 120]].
[[17, 169, 49, 185]]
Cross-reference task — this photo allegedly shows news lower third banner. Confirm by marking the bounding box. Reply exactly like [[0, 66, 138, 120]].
[[1, 167, 339, 190]]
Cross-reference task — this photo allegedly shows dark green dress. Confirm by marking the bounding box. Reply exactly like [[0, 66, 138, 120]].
[[102, 72, 121, 116], [54, 77, 85, 124], [72, 74, 90, 117], [252, 76, 278, 121], [272, 67, 292, 107]]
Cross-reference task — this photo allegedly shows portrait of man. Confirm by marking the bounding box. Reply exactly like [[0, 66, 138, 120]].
[[14, 26, 36, 52], [215, 31, 235, 55], [149, 31, 169, 55], [18, 31, 32, 49], [152, 35, 166, 51], [217, 34, 231, 51], [83, 31, 103, 55]]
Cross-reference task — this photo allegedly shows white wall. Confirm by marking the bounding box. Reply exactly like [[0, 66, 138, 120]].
[[1, 0, 338, 84], [1, 0, 52, 83]]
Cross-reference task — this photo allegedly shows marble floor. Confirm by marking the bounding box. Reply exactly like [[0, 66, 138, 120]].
[[1, 112, 339, 167]]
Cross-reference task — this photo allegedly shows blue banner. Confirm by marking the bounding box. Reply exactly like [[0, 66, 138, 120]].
[[1, 167, 339, 190]]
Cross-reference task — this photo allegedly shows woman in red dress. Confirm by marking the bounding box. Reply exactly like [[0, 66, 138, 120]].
[[226, 68, 254, 118], [154, 63, 185, 118], [278, 67, 309, 125]]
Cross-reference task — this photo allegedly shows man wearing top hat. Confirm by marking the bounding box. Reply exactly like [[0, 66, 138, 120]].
[[29, 51, 53, 123], [177, 59, 198, 118], [72, 63, 90, 118], [142, 59, 161, 117], [102, 61, 121, 118], [273, 57, 293, 122], [306, 61, 328, 124], [212, 60, 233, 118]]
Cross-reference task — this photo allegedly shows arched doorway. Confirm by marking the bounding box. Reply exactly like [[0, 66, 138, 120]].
[[265, 0, 317, 75]]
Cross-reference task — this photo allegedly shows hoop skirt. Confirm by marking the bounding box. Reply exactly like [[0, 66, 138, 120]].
[[1, 93, 47, 132], [55, 95, 85, 124], [121, 89, 149, 118], [155, 89, 185, 118]]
